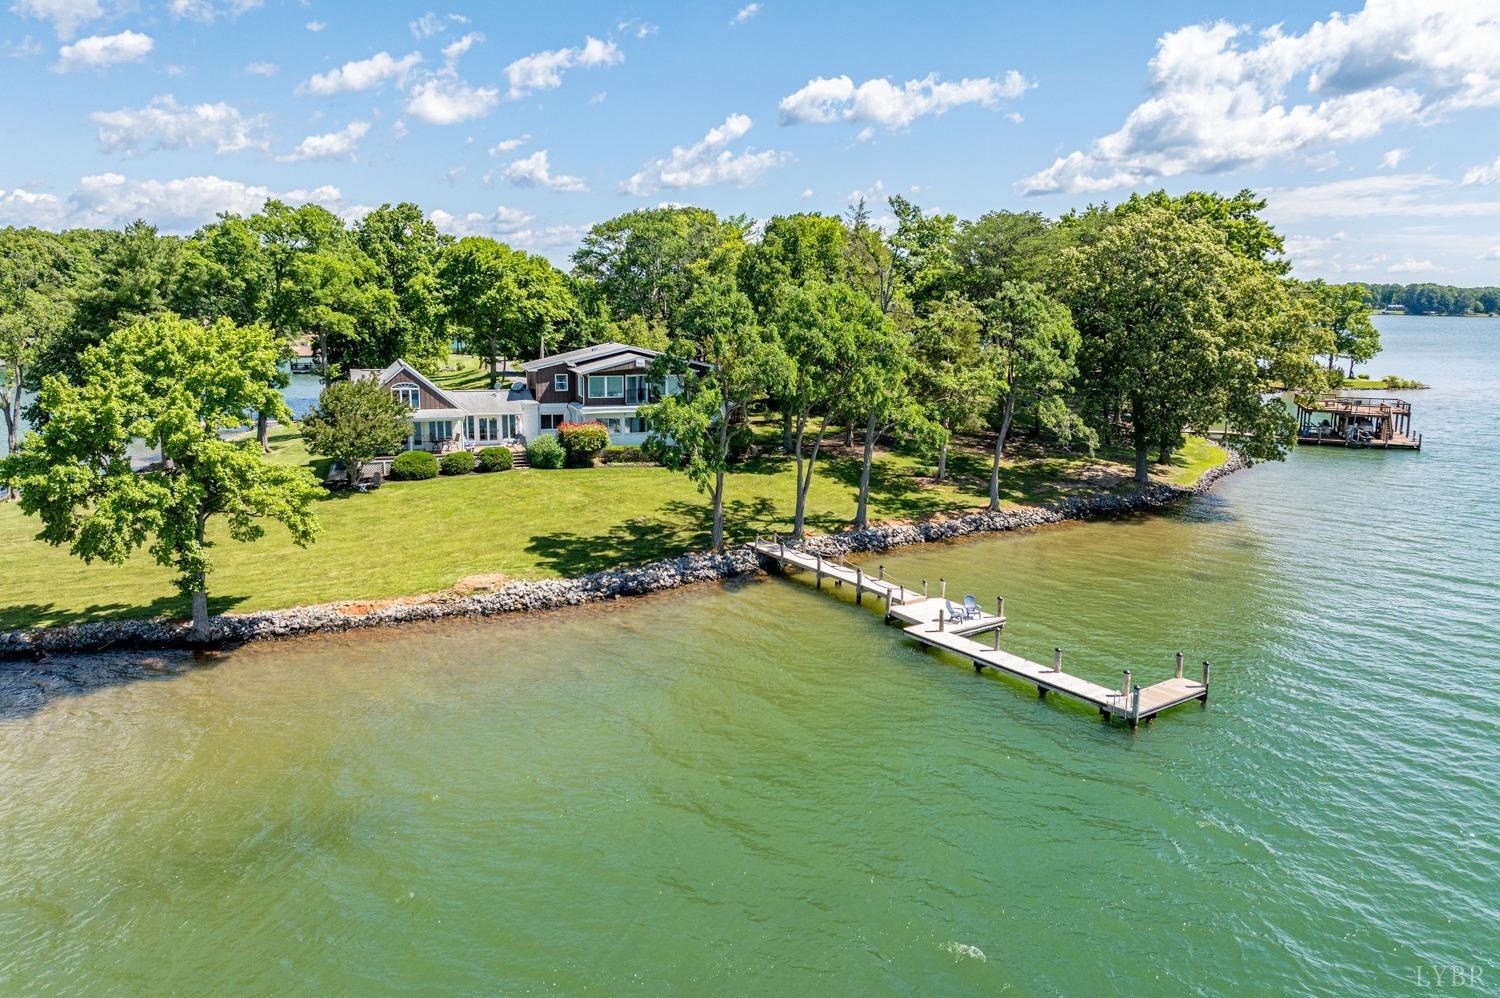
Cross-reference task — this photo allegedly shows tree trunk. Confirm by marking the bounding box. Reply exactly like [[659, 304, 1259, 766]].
[[842, 423, 854, 448], [936, 440, 948, 483], [711, 470, 725, 552], [854, 410, 877, 529], [319, 330, 330, 384], [489, 331, 500, 389], [190, 515, 210, 642], [1347, 356, 1356, 378], [1159, 446, 1174, 467], [256, 411, 270, 452], [711, 419, 728, 551], [4, 360, 18, 457], [988, 393, 1016, 512], [780, 409, 793, 454], [791, 413, 829, 541]]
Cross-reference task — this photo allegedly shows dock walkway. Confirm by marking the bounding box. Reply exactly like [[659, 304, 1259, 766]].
[[751, 539, 1209, 727]]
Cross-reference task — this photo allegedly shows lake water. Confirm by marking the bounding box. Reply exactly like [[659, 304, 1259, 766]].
[[2, 317, 1496, 993]]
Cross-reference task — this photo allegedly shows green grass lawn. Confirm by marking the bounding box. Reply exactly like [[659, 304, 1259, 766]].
[[0, 426, 1223, 630]]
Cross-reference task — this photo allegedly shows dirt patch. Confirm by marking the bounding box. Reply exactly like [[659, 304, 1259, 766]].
[[451, 573, 510, 595]]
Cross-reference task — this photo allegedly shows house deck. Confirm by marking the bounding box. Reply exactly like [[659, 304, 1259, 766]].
[[751, 540, 1209, 727]]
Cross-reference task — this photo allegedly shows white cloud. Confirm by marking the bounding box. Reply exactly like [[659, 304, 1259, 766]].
[[1462, 155, 1500, 186], [401, 31, 496, 125], [621, 113, 788, 196], [0, 173, 345, 232], [168, 0, 262, 23], [10, 0, 102, 40], [799, 187, 813, 199], [278, 120, 369, 162], [731, 3, 759, 26], [54, 30, 152, 72], [409, 11, 466, 39], [298, 51, 422, 96], [90, 95, 267, 156], [503, 149, 588, 192], [244, 60, 278, 77], [504, 36, 622, 99], [780, 70, 1032, 130], [405, 77, 498, 125], [1266, 173, 1500, 224], [1385, 257, 1438, 275], [1380, 147, 1407, 169], [3, 34, 43, 58], [488, 134, 530, 156], [391, 119, 408, 140], [305, 20, 324, 32], [1018, 5, 1500, 196], [430, 204, 534, 238]]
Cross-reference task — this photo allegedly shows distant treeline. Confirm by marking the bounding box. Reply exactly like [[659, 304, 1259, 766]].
[[1365, 283, 1500, 315]]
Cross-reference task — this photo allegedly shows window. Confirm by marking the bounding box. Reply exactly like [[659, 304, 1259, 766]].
[[465, 416, 475, 439], [540, 413, 563, 431], [427, 420, 452, 443], [392, 382, 420, 408], [553, 373, 569, 392], [599, 417, 625, 433], [587, 375, 624, 399], [472, 416, 498, 442], [627, 416, 648, 434], [500, 414, 517, 439]]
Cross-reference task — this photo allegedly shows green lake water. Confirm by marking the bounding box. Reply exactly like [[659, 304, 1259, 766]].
[[2, 317, 1497, 994]]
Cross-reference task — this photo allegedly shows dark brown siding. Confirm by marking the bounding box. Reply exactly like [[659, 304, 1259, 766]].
[[530, 363, 579, 404]]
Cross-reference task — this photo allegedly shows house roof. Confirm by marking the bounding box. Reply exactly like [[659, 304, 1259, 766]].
[[353, 360, 462, 410], [518, 342, 648, 372], [449, 382, 534, 412]]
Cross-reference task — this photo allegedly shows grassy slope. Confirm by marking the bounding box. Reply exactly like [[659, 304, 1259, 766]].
[[0, 427, 1223, 630]]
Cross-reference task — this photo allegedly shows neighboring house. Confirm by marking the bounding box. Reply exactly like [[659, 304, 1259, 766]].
[[350, 342, 706, 453]]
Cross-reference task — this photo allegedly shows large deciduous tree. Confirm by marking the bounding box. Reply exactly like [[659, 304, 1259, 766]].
[[354, 203, 449, 370], [772, 280, 888, 540], [980, 282, 1089, 510], [0, 315, 321, 639], [439, 237, 575, 384], [908, 294, 996, 483], [1058, 206, 1309, 484], [1, 229, 78, 460], [642, 276, 782, 551]]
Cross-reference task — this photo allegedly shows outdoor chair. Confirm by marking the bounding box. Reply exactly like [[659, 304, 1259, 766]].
[[945, 599, 969, 623], [963, 594, 984, 620]]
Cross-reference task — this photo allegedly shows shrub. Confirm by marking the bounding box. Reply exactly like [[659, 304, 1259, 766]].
[[556, 421, 610, 467], [390, 450, 439, 481], [600, 445, 652, 464], [476, 446, 513, 472], [526, 434, 566, 470], [440, 451, 476, 475]]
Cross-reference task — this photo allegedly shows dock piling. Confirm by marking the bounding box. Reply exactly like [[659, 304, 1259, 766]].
[[937, 609, 946, 632], [1054, 647, 1063, 674], [922, 579, 928, 597], [1130, 684, 1142, 727], [1175, 652, 1184, 678], [992, 628, 1001, 650], [1200, 660, 1211, 702], [878, 565, 885, 582], [815, 555, 823, 588], [855, 568, 863, 605], [940, 578, 947, 599], [1122, 669, 1132, 696], [884, 588, 892, 622], [997, 596, 1004, 620]]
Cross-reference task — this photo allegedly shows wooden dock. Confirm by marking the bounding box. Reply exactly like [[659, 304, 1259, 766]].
[[751, 539, 1209, 727]]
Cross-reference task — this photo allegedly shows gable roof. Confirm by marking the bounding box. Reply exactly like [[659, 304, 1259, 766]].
[[354, 360, 462, 410]]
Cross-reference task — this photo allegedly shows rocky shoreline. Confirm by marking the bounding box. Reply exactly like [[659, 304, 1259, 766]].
[[0, 454, 1245, 659]]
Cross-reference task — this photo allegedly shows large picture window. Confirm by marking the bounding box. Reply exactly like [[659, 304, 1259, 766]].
[[392, 382, 420, 407], [587, 375, 624, 399]]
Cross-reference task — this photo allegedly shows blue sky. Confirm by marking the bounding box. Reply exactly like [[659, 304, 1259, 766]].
[[3, 0, 1499, 283]]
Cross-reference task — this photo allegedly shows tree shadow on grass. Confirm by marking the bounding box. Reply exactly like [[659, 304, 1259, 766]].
[[817, 453, 965, 521], [0, 591, 249, 633]]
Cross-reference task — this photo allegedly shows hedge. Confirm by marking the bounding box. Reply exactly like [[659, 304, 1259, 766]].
[[476, 446, 513, 472], [440, 451, 477, 475], [557, 421, 610, 467], [390, 450, 439, 481], [526, 434, 566, 469], [600, 445, 654, 465]]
